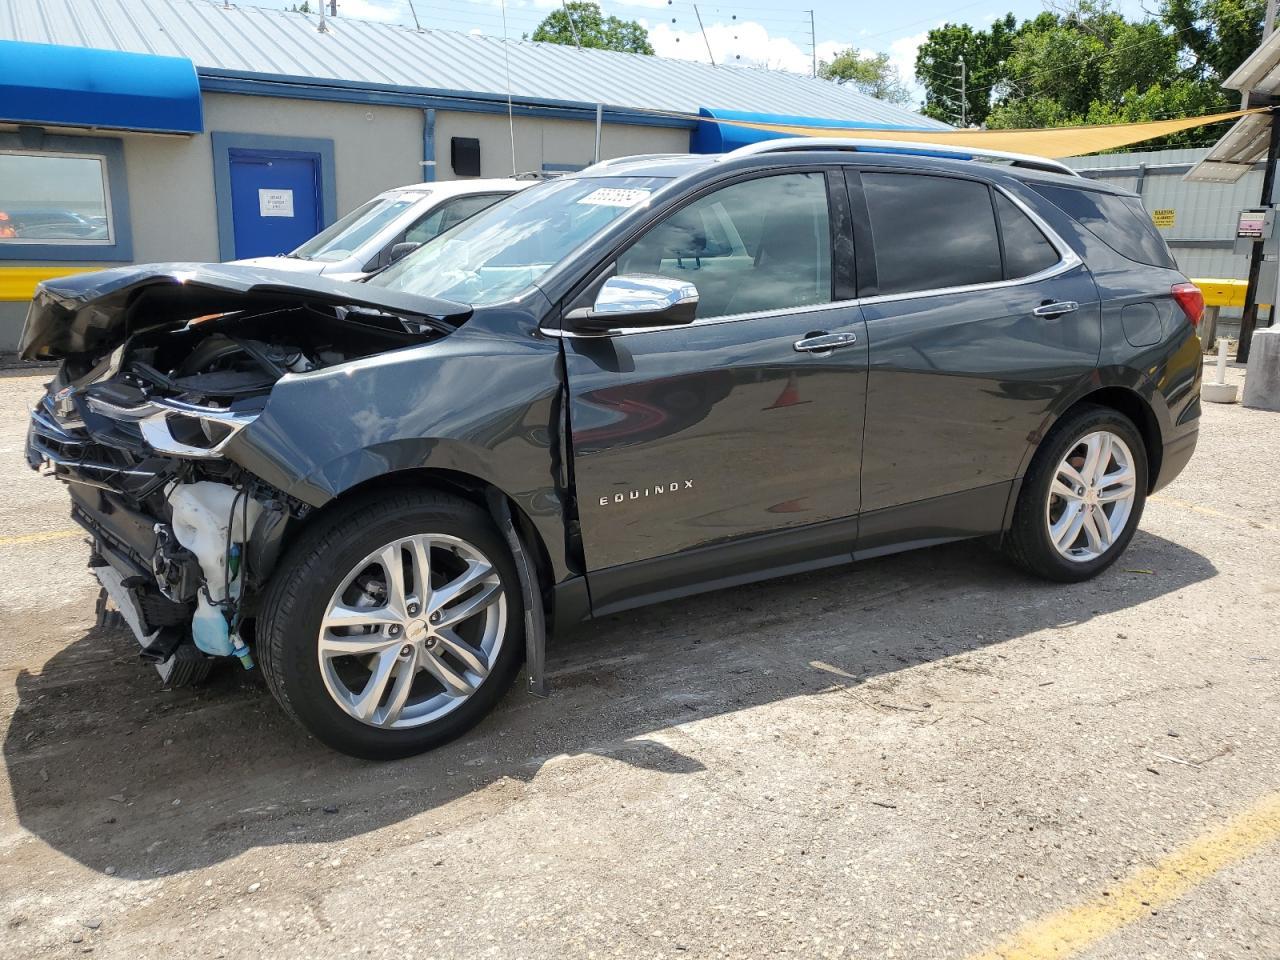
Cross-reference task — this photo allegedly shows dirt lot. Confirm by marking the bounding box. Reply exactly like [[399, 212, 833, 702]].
[[0, 362, 1276, 960]]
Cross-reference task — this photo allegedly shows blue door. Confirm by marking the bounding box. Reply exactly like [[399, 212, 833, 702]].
[[227, 148, 323, 258]]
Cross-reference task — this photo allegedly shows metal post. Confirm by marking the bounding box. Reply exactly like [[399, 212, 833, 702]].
[[1266, 0, 1278, 39], [593, 103, 602, 164], [1237, 111, 1280, 363], [809, 10, 817, 78], [329, 0, 337, 15], [958, 58, 967, 128]]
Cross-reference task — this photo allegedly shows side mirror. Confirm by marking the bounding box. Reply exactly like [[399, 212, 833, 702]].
[[566, 275, 699, 332], [388, 241, 421, 264]]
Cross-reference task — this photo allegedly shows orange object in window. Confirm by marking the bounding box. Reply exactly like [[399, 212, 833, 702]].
[[0, 212, 14, 239]]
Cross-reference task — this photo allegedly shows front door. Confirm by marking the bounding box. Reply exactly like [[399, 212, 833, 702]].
[[847, 169, 1102, 550], [228, 148, 323, 259], [563, 170, 868, 613]]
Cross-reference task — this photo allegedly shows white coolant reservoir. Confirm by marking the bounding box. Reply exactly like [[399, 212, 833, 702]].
[[168, 482, 262, 657]]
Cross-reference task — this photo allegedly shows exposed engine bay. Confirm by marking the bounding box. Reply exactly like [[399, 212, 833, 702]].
[[23, 264, 469, 685]]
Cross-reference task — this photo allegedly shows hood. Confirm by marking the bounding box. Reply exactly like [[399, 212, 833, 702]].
[[19, 262, 471, 361], [227, 255, 328, 274]]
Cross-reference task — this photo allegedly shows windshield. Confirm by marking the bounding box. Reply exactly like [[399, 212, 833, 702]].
[[292, 193, 420, 262], [367, 176, 669, 305]]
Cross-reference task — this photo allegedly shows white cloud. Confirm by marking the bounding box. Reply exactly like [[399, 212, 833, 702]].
[[334, 0, 400, 23], [647, 18, 850, 74], [887, 29, 928, 87]]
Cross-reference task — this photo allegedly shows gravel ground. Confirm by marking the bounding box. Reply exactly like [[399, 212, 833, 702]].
[[0, 362, 1276, 960]]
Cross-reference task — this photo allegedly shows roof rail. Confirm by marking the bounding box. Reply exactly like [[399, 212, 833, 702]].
[[721, 137, 1082, 178]]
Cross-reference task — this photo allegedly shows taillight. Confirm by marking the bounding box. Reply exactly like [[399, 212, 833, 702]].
[[1171, 282, 1204, 328]]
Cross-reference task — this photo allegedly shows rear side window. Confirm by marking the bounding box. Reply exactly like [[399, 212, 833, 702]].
[[1029, 183, 1175, 269], [862, 173, 1002, 296], [996, 193, 1060, 278]]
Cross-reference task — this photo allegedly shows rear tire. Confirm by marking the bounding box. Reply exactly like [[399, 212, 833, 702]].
[[257, 490, 523, 760], [1004, 404, 1147, 582]]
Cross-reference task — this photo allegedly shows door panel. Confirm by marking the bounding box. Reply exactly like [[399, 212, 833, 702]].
[[566, 304, 868, 572], [565, 169, 867, 593], [851, 169, 1102, 519], [228, 150, 322, 259]]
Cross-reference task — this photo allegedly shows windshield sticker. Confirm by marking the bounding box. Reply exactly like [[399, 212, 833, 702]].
[[577, 187, 652, 208]]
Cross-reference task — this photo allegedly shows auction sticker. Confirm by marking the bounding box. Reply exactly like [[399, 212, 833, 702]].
[[577, 187, 651, 208]]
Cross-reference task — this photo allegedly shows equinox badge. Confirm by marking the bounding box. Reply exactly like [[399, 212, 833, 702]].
[[600, 480, 694, 506]]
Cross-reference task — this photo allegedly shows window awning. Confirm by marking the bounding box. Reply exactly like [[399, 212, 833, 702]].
[[0, 40, 202, 135]]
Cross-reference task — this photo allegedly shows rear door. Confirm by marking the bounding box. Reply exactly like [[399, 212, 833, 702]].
[[847, 169, 1101, 552], [563, 169, 869, 612]]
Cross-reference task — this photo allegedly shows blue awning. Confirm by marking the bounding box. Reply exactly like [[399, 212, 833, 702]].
[[692, 107, 935, 154], [0, 40, 202, 134]]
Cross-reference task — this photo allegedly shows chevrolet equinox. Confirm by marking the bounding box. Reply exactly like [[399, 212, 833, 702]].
[[22, 139, 1203, 758]]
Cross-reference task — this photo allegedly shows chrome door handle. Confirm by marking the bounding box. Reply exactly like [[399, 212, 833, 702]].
[[1033, 300, 1079, 317], [793, 332, 858, 353]]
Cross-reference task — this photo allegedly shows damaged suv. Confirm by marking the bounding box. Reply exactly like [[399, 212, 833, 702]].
[[23, 140, 1202, 759]]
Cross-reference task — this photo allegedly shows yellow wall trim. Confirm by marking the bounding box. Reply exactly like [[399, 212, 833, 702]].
[[0, 266, 102, 302]]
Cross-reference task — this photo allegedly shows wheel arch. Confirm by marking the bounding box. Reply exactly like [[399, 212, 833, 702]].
[[1063, 386, 1163, 491], [251, 465, 568, 641]]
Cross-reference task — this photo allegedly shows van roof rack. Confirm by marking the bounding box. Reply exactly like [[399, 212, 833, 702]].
[[721, 137, 1082, 178]]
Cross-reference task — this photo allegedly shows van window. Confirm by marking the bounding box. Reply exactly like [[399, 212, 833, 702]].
[[617, 172, 832, 319], [1029, 183, 1175, 269], [405, 193, 508, 245], [996, 193, 1060, 279], [861, 173, 1002, 296]]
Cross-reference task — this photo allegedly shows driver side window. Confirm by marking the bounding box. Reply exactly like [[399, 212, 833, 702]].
[[616, 172, 832, 320]]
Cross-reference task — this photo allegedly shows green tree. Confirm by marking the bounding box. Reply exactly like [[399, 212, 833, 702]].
[[915, 14, 1020, 126], [289, 1, 313, 12], [819, 50, 914, 106], [529, 2, 654, 55], [915, 0, 1266, 148]]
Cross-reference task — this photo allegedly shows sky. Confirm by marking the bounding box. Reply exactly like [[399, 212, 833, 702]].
[[259, 0, 1155, 106]]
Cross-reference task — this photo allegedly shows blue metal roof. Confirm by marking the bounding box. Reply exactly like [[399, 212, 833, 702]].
[[0, 39, 202, 134], [692, 108, 941, 153], [0, 0, 948, 132]]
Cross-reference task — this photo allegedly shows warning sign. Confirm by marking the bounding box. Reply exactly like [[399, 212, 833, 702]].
[[1151, 208, 1175, 228]]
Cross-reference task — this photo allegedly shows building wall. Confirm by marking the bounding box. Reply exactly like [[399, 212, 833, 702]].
[[0, 92, 692, 351], [432, 111, 689, 179]]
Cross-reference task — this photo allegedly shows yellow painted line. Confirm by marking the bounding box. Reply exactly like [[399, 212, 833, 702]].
[[1149, 494, 1279, 534], [0, 528, 81, 547], [967, 790, 1280, 960], [0, 266, 102, 301]]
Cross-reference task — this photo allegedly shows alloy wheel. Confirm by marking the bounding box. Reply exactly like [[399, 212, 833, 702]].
[[317, 534, 507, 729], [1044, 430, 1138, 563]]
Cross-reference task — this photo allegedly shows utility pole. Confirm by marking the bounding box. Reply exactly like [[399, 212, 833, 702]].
[[808, 10, 817, 78], [957, 57, 967, 128], [1266, 0, 1278, 39], [329, 0, 337, 16]]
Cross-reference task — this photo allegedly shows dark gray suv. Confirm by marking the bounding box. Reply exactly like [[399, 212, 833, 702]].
[[22, 139, 1203, 758]]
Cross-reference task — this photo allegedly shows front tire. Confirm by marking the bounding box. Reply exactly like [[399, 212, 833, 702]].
[[257, 490, 523, 760], [1004, 405, 1147, 583]]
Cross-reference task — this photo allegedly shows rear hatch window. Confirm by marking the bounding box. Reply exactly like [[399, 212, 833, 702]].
[[1029, 183, 1176, 270]]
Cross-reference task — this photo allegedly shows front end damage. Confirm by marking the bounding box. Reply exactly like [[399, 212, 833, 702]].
[[23, 264, 470, 684]]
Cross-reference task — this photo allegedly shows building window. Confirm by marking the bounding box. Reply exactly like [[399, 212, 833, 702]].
[[0, 132, 132, 262], [0, 152, 113, 244]]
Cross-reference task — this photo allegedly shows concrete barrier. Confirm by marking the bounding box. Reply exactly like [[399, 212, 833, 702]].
[[1242, 328, 1280, 411]]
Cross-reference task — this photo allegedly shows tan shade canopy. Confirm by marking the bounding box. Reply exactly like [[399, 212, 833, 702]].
[[705, 107, 1271, 159]]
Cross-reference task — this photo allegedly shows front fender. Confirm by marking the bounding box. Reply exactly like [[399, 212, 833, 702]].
[[221, 304, 573, 580]]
